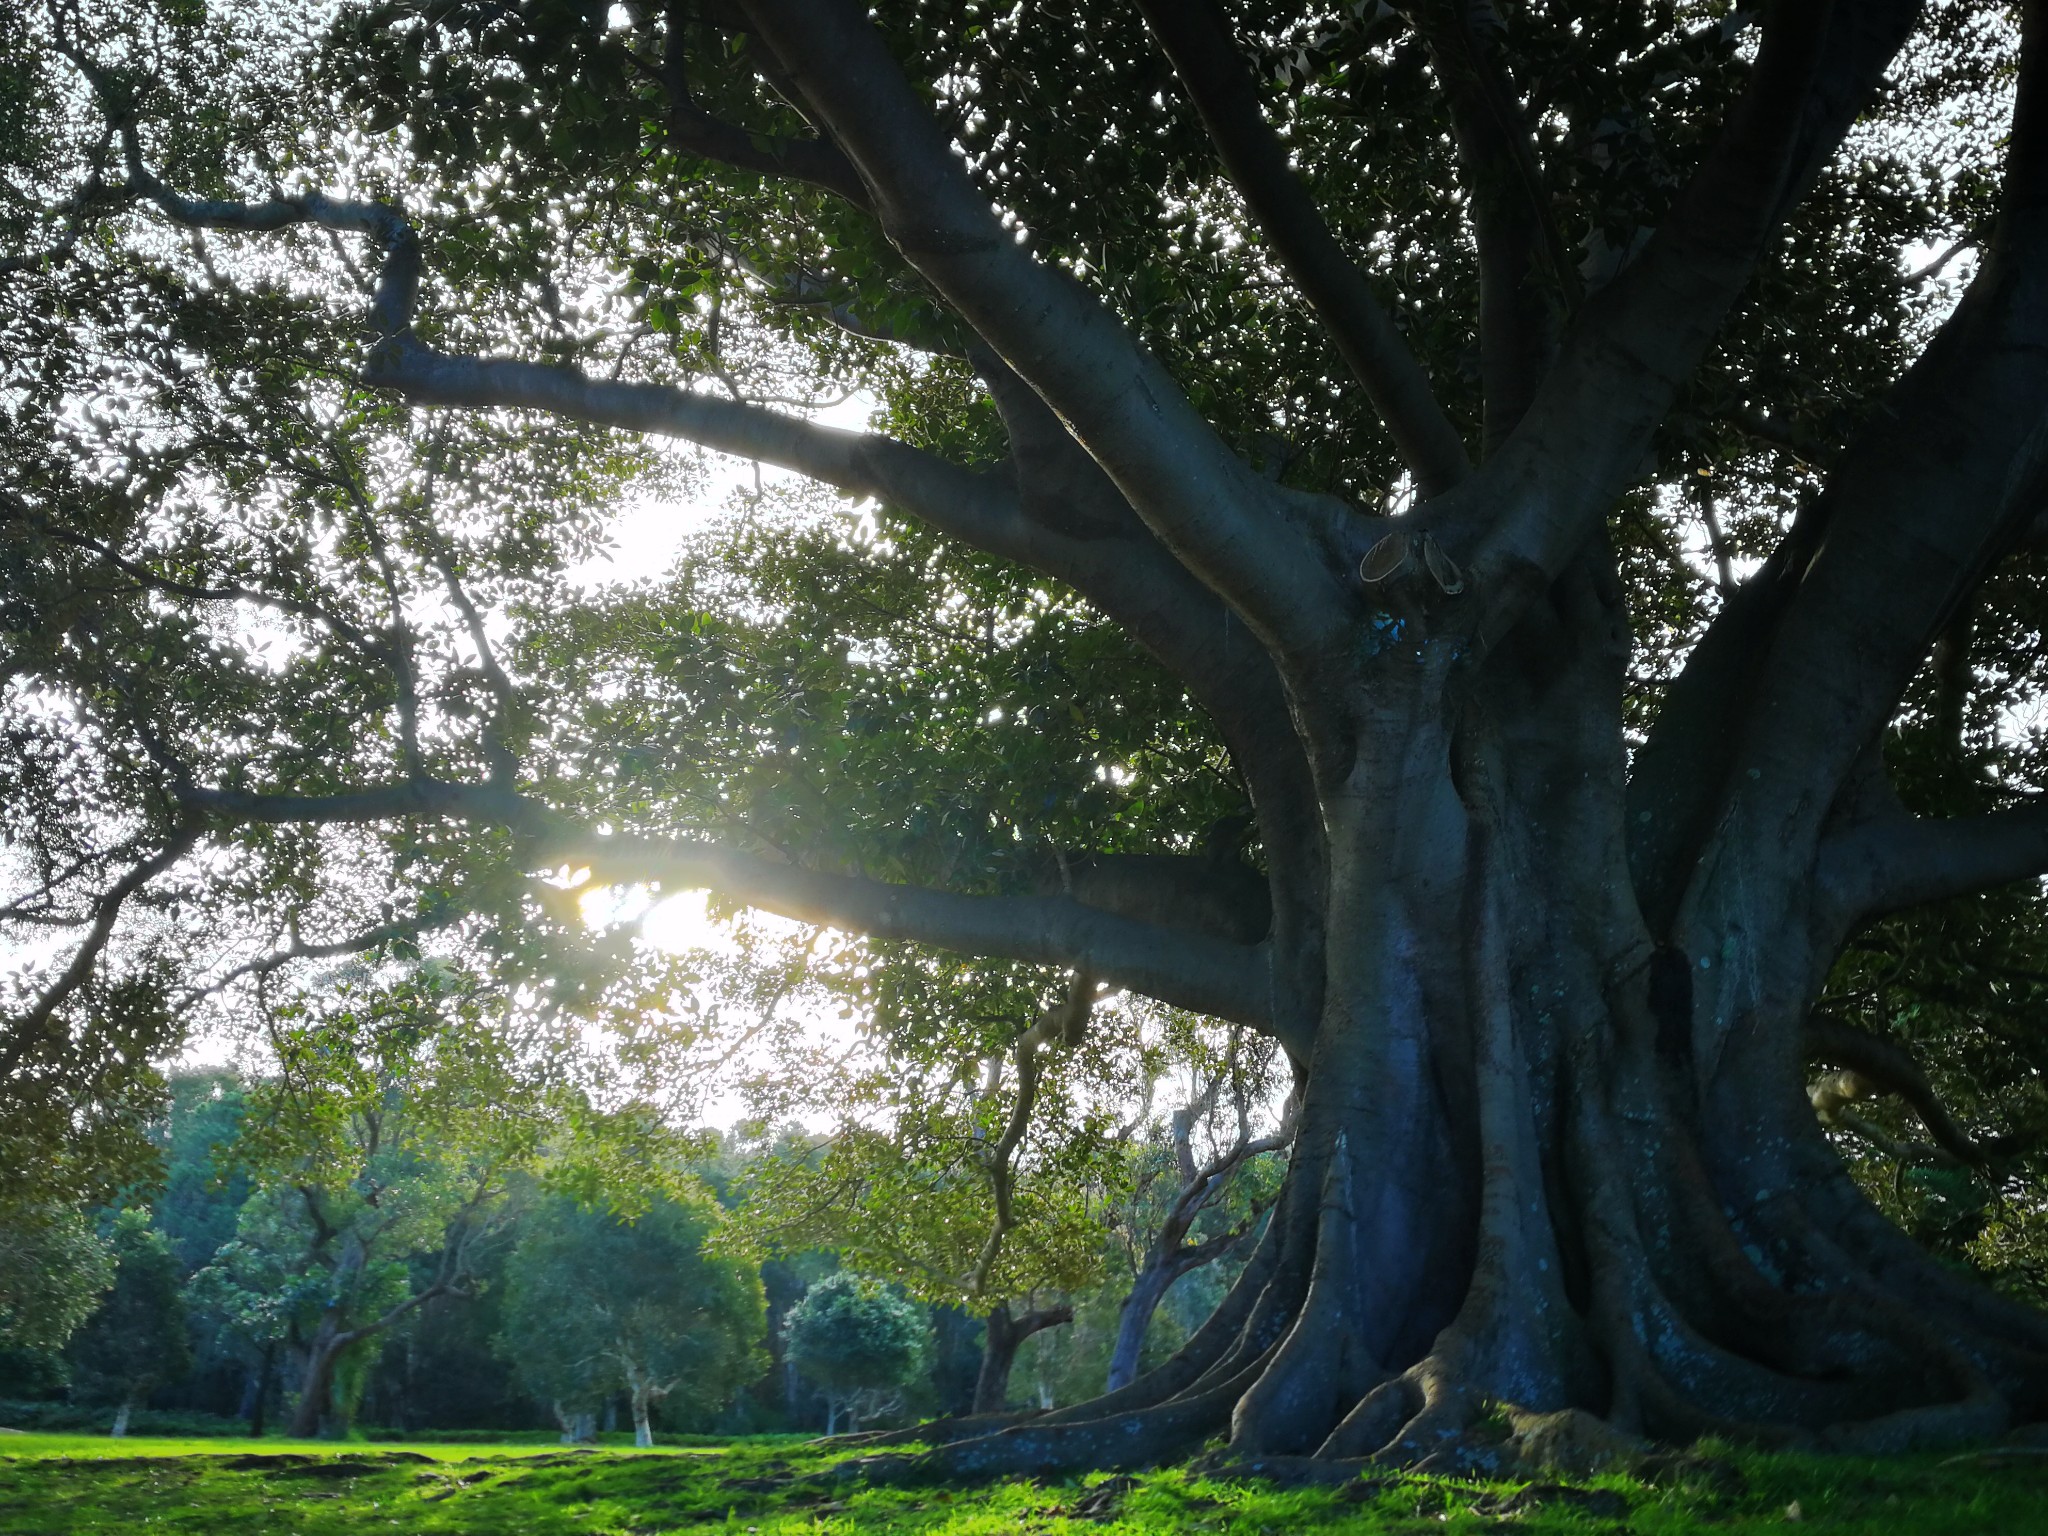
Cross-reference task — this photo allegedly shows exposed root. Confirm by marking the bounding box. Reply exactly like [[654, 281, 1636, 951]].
[[824, 1410, 1037, 1449], [1318, 1374, 1418, 1460], [1226, 1130, 1384, 1455], [844, 1350, 1274, 1483]]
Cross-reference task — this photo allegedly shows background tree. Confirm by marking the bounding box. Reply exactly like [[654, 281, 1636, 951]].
[[783, 1272, 930, 1435], [0, 1206, 112, 1359], [731, 962, 1147, 1414], [1103, 1029, 1293, 1393], [8, 0, 2048, 1477], [498, 1189, 765, 1448], [184, 1225, 300, 1436], [216, 966, 581, 1439], [64, 1208, 189, 1435]]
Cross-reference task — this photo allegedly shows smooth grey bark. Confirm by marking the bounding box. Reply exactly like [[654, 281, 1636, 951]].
[[626, 1366, 668, 1449]]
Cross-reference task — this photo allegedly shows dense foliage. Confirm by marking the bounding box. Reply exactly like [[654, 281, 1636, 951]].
[[6, 0, 2048, 1470], [499, 1190, 765, 1446], [783, 1272, 931, 1434]]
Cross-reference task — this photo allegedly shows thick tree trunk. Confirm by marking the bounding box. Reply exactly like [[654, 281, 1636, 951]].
[[973, 1304, 1074, 1414], [869, 574, 2048, 1483]]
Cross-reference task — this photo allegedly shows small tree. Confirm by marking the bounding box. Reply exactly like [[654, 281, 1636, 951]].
[[783, 1273, 929, 1435], [734, 964, 1139, 1416], [65, 1209, 190, 1435], [183, 1231, 297, 1436], [498, 1191, 765, 1448]]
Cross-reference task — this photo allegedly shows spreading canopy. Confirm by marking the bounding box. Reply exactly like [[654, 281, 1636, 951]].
[[7, 0, 2048, 1471]]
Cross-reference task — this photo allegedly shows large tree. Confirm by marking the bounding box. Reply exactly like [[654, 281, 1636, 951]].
[[8, 0, 2048, 1477]]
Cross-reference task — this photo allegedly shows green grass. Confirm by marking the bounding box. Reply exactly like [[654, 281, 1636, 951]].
[[1, 1430, 2045, 1534]]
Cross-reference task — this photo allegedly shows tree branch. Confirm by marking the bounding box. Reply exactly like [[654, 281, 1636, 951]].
[[106, 142, 1095, 615], [183, 901, 467, 1006], [1657, 3, 2048, 937], [179, 777, 1271, 1028], [733, 0, 1352, 663], [1400, 0, 1577, 453], [0, 828, 200, 1082], [0, 492, 381, 655], [650, 0, 867, 205], [1807, 1016, 2040, 1168], [97, 48, 1325, 1042], [0, 122, 125, 277], [1458, 0, 1922, 630], [1136, 0, 1471, 496], [107, 114, 1331, 890], [1820, 800, 2048, 922]]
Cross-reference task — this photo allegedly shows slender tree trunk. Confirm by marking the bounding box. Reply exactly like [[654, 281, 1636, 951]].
[[1107, 1260, 1183, 1393], [626, 1366, 664, 1449], [631, 1389, 654, 1449], [240, 1342, 275, 1436], [973, 1304, 1074, 1415], [109, 1394, 134, 1438]]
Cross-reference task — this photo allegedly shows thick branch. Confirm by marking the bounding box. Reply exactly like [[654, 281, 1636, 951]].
[[735, 0, 1351, 663], [113, 150, 1117, 613], [1820, 801, 2048, 922], [180, 778, 1270, 1027], [111, 126, 1330, 889], [1663, 3, 2048, 940], [1401, 0, 1576, 452], [1136, 0, 1471, 496], [1460, 0, 1922, 621], [655, 18, 866, 206], [105, 60, 1326, 1045]]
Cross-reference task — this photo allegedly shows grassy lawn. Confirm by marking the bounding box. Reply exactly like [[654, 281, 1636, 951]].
[[3, 1431, 2046, 1534]]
